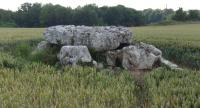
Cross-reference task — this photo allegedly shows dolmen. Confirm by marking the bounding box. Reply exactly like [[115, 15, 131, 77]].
[[36, 25, 180, 71]]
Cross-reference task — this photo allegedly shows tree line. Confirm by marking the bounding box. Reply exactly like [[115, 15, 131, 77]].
[[0, 3, 200, 27]]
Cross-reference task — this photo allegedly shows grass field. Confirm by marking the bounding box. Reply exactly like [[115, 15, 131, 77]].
[[134, 24, 200, 69], [0, 28, 43, 43], [134, 24, 200, 48], [0, 24, 200, 107]]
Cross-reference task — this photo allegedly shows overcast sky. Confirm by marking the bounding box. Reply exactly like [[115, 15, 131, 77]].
[[0, 0, 200, 11]]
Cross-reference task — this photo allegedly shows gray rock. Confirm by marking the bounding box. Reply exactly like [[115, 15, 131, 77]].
[[106, 43, 162, 70], [44, 25, 75, 45], [0, 47, 4, 51], [44, 25, 132, 51], [58, 46, 92, 66], [161, 58, 182, 70], [96, 63, 104, 69], [92, 60, 98, 67], [122, 45, 161, 70], [36, 41, 50, 51], [140, 42, 162, 56], [106, 50, 122, 67]]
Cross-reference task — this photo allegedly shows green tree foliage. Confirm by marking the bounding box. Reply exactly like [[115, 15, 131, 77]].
[[0, 9, 15, 27], [142, 9, 175, 24], [73, 4, 103, 26], [54, 5, 73, 25], [40, 4, 145, 27], [102, 5, 144, 26], [172, 8, 200, 22], [143, 9, 164, 24], [188, 10, 200, 21], [40, 4, 56, 26], [173, 8, 188, 21], [15, 3, 42, 27], [1, 2, 200, 27], [163, 9, 175, 20], [16, 3, 147, 27], [40, 4, 73, 26]]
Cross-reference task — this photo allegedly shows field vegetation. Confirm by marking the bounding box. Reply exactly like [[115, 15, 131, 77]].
[[134, 24, 200, 69], [0, 24, 200, 107]]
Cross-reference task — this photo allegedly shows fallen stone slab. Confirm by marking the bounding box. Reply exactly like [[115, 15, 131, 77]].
[[106, 43, 162, 70], [161, 58, 182, 70]]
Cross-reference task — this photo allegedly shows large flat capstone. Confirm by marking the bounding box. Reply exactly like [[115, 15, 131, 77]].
[[44, 25, 132, 51]]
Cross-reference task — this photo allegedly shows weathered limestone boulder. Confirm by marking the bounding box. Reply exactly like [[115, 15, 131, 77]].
[[106, 50, 122, 67], [140, 42, 162, 56], [106, 43, 162, 70], [161, 58, 182, 70], [44, 25, 132, 51], [58, 46, 93, 66], [122, 45, 161, 70], [36, 41, 50, 51]]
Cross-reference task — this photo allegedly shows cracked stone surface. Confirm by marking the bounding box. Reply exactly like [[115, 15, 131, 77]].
[[44, 25, 132, 51]]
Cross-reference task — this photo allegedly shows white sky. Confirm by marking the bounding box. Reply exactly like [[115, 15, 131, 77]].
[[0, 0, 200, 11]]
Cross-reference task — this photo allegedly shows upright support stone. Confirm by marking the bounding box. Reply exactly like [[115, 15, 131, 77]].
[[58, 46, 93, 66]]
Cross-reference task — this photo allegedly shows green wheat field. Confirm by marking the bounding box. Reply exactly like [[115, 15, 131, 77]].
[[0, 24, 200, 107]]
